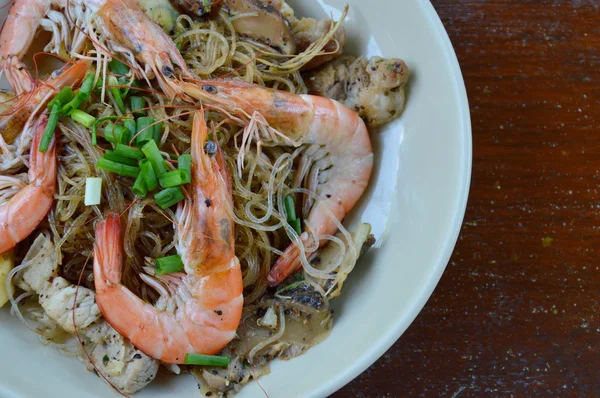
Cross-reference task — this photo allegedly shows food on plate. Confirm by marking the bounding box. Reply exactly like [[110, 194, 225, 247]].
[[0, 0, 409, 395], [305, 55, 410, 126]]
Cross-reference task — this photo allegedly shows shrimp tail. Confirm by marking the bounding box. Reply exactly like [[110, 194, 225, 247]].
[[267, 242, 304, 286], [94, 213, 124, 285]]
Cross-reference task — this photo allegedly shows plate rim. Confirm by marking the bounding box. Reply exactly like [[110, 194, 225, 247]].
[[309, 1, 473, 397]]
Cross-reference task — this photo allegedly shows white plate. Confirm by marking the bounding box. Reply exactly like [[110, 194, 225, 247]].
[[0, 0, 471, 397]]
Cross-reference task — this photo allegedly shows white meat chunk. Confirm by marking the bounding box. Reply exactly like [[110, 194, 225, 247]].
[[39, 277, 101, 333], [15, 233, 160, 394], [85, 321, 160, 395], [305, 55, 410, 127]]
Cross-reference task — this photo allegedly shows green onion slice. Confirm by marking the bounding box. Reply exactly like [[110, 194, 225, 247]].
[[183, 354, 229, 367], [109, 59, 130, 76], [70, 109, 96, 128], [47, 87, 75, 109], [159, 170, 187, 188], [62, 73, 95, 115], [130, 96, 146, 116], [284, 195, 297, 222], [91, 116, 130, 146], [155, 255, 184, 275], [141, 140, 168, 176], [153, 120, 163, 143], [107, 75, 126, 114], [97, 158, 140, 178], [132, 173, 148, 197], [135, 117, 156, 147], [178, 154, 191, 184], [39, 103, 61, 153], [114, 144, 144, 160], [140, 159, 159, 191], [154, 186, 184, 209], [104, 150, 138, 167], [124, 119, 137, 137], [291, 218, 302, 235]]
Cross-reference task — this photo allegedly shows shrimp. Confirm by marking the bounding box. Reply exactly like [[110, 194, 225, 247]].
[[180, 80, 374, 285], [0, 0, 190, 99], [94, 111, 243, 363], [0, 114, 57, 255], [70, 0, 191, 99], [0, 59, 90, 145], [0, 0, 82, 95]]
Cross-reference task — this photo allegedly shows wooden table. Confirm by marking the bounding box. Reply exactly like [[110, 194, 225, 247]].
[[334, 0, 599, 396]]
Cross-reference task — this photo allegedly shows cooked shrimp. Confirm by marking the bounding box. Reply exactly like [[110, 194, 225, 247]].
[[0, 0, 50, 95], [0, 59, 90, 145], [180, 80, 374, 285], [0, 0, 189, 99], [94, 111, 243, 363], [0, 0, 82, 95], [71, 0, 191, 99], [0, 114, 57, 255]]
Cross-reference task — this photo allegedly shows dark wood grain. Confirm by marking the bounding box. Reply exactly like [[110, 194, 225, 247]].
[[333, 1, 600, 397]]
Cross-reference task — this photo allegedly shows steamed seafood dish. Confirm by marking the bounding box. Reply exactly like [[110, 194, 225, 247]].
[[0, 0, 409, 395]]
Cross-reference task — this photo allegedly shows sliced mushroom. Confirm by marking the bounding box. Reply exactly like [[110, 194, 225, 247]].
[[169, 0, 224, 20], [225, 0, 297, 55]]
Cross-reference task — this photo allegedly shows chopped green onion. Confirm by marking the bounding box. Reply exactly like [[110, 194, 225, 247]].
[[123, 79, 142, 97], [109, 59, 130, 76], [159, 170, 187, 188], [114, 125, 131, 145], [291, 218, 302, 235], [84, 177, 102, 206], [130, 96, 146, 116], [104, 150, 138, 167], [124, 119, 137, 137], [155, 255, 184, 275], [79, 72, 96, 96], [140, 159, 159, 191], [47, 87, 75, 109], [153, 121, 163, 143], [141, 140, 168, 176], [104, 124, 130, 145], [97, 158, 140, 178], [91, 116, 128, 146], [108, 75, 126, 114], [62, 73, 95, 115], [70, 109, 96, 128], [104, 123, 117, 143], [132, 173, 148, 197], [284, 195, 296, 222], [135, 117, 156, 146], [114, 144, 143, 160], [154, 186, 184, 209], [39, 103, 61, 153], [178, 154, 191, 184], [184, 354, 229, 367]]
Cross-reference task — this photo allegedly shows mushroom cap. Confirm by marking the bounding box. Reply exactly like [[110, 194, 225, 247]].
[[225, 0, 297, 55]]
